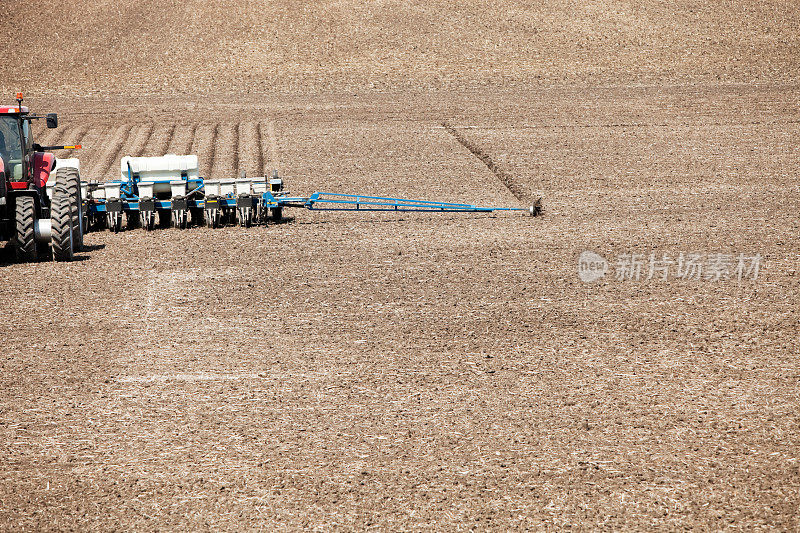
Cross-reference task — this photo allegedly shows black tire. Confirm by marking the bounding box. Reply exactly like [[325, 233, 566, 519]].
[[190, 207, 204, 228], [157, 209, 171, 228], [127, 211, 141, 230], [96, 211, 107, 230], [54, 167, 83, 251], [51, 189, 74, 262], [14, 196, 37, 262]]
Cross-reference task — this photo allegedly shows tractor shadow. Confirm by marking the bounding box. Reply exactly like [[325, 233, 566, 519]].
[[0, 243, 104, 266]]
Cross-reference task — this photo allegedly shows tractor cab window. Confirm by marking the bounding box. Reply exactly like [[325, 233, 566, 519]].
[[0, 116, 24, 180], [22, 119, 32, 150], [0, 116, 22, 161]]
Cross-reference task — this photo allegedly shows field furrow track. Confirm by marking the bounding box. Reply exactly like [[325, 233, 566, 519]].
[[166, 123, 196, 155], [90, 124, 133, 179], [71, 125, 108, 170], [260, 121, 280, 173], [141, 123, 175, 157], [238, 121, 262, 177], [35, 120, 278, 181], [441, 121, 531, 203], [126, 123, 154, 158], [192, 123, 217, 177], [211, 122, 238, 179]]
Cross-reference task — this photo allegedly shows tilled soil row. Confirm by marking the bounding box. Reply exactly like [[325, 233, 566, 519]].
[[441, 121, 531, 203], [211, 122, 239, 179], [165, 123, 196, 155], [192, 123, 217, 178], [142, 123, 175, 157], [238, 121, 263, 178], [40, 121, 281, 180], [89, 124, 132, 178]]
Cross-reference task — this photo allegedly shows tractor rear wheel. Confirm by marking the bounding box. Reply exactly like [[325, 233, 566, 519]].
[[51, 188, 74, 262], [14, 196, 37, 262], [55, 167, 83, 251]]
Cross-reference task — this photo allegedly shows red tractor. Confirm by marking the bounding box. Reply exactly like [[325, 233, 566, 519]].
[[0, 93, 84, 262]]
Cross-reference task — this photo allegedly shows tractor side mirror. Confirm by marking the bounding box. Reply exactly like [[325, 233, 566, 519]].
[[46, 113, 58, 129]]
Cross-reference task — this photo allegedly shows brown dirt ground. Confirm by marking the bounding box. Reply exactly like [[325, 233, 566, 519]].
[[1, 1, 799, 530]]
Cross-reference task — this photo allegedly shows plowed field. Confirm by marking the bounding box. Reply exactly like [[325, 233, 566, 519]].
[[1, 0, 798, 530]]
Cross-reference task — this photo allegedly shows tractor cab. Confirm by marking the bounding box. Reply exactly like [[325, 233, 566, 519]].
[[0, 94, 60, 191], [0, 105, 31, 184]]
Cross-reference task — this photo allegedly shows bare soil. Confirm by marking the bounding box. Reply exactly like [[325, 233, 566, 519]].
[[0, 1, 799, 530]]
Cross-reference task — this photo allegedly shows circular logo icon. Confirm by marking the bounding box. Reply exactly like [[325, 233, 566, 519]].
[[578, 251, 608, 282]]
